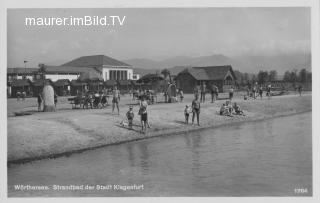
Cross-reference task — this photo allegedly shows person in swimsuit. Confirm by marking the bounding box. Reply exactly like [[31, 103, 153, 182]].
[[139, 97, 148, 132], [112, 86, 120, 115], [192, 96, 201, 126]]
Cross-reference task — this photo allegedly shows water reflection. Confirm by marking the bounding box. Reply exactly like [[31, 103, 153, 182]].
[[8, 113, 312, 197]]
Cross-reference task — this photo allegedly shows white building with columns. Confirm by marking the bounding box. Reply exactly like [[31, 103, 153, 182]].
[[62, 55, 134, 81]]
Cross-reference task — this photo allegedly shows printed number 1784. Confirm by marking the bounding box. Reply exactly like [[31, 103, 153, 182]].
[[294, 188, 308, 194]]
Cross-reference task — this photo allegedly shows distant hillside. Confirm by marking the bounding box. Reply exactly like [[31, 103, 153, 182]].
[[124, 53, 311, 76]]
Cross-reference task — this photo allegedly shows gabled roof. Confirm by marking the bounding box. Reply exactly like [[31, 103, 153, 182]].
[[54, 79, 71, 86], [61, 55, 131, 67], [104, 80, 117, 86], [10, 79, 32, 87], [7, 68, 38, 74], [178, 65, 236, 81], [33, 79, 53, 87], [41, 65, 98, 74], [70, 80, 85, 86]]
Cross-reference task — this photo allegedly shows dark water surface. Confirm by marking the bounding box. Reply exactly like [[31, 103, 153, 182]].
[[8, 112, 312, 197]]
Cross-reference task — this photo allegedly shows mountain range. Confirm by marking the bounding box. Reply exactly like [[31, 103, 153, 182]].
[[122, 53, 311, 76]]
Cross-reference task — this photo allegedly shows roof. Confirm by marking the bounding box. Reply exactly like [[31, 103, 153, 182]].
[[70, 80, 85, 86], [77, 71, 103, 82], [104, 80, 117, 86], [33, 79, 53, 86], [178, 65, 236, 81], [54, 79, 71, 86], [41, 65, 98, 74], [118, 80, 131, 86], [61, 55, 131, 67], [10, 79, 32, 87], [7, 68, 38, 74]]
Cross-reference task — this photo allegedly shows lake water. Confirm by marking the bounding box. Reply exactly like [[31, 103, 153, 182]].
[[8, 112, 312, 197]]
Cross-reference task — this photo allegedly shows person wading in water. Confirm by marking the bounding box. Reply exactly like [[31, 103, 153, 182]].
[[112, 86, 120, 115]]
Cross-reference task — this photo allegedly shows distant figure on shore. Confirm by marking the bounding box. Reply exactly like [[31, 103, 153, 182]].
[[266, 84, 272, 99], [259, 86, 263, 99], [139, 97, 149, 132], [179, 88, 184, 102], [16, 91, 21, 101], [252, 84, 257, 99], [298, 85, 303, 96], [229, 86, 234, 101], [184, 105, 191, 124], [112, 86, 120, 115], [192, 96, 201, 126], [126, 106, 134, 130], [37, 93, 42, 112], [21, 91, 26, 100], [200, 82, 206, 103], [54, 93, 58, 108], [210, 84, 219, 103], [193, 85, 201, 100]]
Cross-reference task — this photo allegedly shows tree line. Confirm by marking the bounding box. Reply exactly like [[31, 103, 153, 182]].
[[234, 68, 312, 86]]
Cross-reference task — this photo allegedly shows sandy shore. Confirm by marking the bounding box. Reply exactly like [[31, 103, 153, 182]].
[[7, 92, 312, 164]]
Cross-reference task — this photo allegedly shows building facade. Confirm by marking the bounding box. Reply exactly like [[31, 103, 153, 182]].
[[175, 65, 237, 93]]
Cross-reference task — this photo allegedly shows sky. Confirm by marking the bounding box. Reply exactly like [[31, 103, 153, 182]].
[[7, 7, 311, 68]]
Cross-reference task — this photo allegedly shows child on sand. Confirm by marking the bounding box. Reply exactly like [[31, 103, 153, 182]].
[[126, 106, 134, 130], [184, 105, 191, 124]]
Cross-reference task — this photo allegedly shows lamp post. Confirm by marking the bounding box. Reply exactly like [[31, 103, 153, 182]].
[[23, 60, 28, 79]]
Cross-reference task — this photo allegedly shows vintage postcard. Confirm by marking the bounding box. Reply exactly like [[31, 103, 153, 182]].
[[1, 0, 319, 202]]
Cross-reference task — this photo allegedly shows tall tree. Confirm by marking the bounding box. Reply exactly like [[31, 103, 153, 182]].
[[268, 70, 278, 81], [257, 71, 269, 84], [298, 69, 307, 83]]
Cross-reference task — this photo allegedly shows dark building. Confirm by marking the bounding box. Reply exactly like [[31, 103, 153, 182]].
[[175, 65, 237, 93], [9, 79, 33, 97], [54, 79, 71, 96]]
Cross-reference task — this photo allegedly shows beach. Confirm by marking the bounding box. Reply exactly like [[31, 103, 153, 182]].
[[7, 92, 312, 163]]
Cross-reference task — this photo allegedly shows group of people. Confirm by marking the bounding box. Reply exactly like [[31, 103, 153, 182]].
[[246, 83, 272, 100], [219, 100, 244, 116], [123, 96, 151, 132], [16, 91, 27, 101], [194, 82, 219, 103]]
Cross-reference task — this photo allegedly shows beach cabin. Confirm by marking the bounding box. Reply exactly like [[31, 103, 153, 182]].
[[175, 65, 237, 93], [9, 79, 33, 97], [54, 79, 71, 96]]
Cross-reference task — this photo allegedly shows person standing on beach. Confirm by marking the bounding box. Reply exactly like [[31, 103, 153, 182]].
[[194, 85, 200, 100], [192, 95, 201, 126], [266, 84, 271, 99], [139, 97, 149, 132], [112, 86, 120, 115], [200, 82, 206, 103], [298, 85, 303, 96], [37, 93, 42, 111], [229, 86, 234, 101], [210, 84, 218, 103], [259, 86, 263, 99]]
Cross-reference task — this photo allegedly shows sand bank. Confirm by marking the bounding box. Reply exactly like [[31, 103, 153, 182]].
[[7, 93, 311, 164]]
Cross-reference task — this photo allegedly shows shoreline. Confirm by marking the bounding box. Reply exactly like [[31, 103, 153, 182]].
[[8, 108, 311, 166], [7, 93, 312, 165]]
